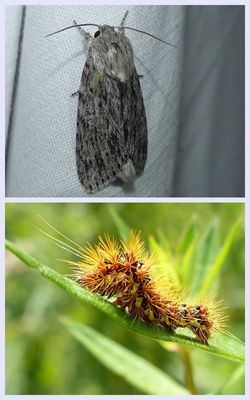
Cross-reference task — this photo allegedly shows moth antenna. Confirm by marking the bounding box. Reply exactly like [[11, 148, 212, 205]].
[[121, 26, 177, 48], [45, 23, 176, 48], [119, 10, 129, 30], [45, 23, 99, 37]]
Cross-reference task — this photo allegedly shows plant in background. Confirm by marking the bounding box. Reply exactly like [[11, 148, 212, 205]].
[[5, 211, 244, 395]]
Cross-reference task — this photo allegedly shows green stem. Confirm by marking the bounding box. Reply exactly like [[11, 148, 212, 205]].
[[178, 345, 198, 394]]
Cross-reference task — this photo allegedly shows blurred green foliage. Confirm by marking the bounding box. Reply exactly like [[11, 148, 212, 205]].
[[5, 203, 245, 394]]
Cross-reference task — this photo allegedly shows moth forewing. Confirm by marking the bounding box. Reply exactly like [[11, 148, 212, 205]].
[[76, 23, 147, 193]]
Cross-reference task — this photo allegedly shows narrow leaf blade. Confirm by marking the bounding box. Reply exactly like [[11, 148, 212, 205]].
[[200, 219, 241, 294], [61, 317, 189, 395]]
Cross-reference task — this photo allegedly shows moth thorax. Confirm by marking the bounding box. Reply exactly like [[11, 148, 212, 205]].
[[91, 30, 134, 82]]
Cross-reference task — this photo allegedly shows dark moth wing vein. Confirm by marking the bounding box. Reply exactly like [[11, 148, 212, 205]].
[[76, 58, 147, 194]]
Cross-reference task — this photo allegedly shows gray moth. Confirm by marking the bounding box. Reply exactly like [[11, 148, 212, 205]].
[[48, 12, 175, 193], [75, 12, 148, 193]]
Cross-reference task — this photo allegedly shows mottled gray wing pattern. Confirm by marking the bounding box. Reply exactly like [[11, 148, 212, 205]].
[[76, 57, 147, 193]]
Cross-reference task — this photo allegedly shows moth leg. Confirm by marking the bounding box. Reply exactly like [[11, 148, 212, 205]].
[[71, 90, 79, 97], [118, 10, 129, 34]]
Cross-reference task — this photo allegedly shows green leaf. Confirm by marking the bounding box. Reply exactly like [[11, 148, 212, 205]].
[[149, 235, 178, 280], [5, 239, 244, 363], [155, 230, 173, 256], [190, 219, 220, 295], [200, 219, 241, 295], [179, 235, 198, 286], [107, 206, 130, 241], [177, 219, 197, 254], [61, 317, 188, 395], [216, 364, 245, 394]]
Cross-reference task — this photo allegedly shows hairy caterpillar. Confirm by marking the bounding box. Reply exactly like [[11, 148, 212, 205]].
[[38, 219, 226, 345], [71, 231, 225, 345]]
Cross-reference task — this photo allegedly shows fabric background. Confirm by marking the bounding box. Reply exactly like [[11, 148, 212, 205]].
[[5, 5, 244, 198], [174, 5, 245, 197], [6, 5, 185, 197]]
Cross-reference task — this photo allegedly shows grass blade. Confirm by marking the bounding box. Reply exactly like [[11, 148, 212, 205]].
[[216, 364, 245, 394], [61, 317, 189, 394], [191, 219, 220, 294], [200, 219, 241, 294], [177, 220, 197, 253], [107, 206, 130, 241]]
